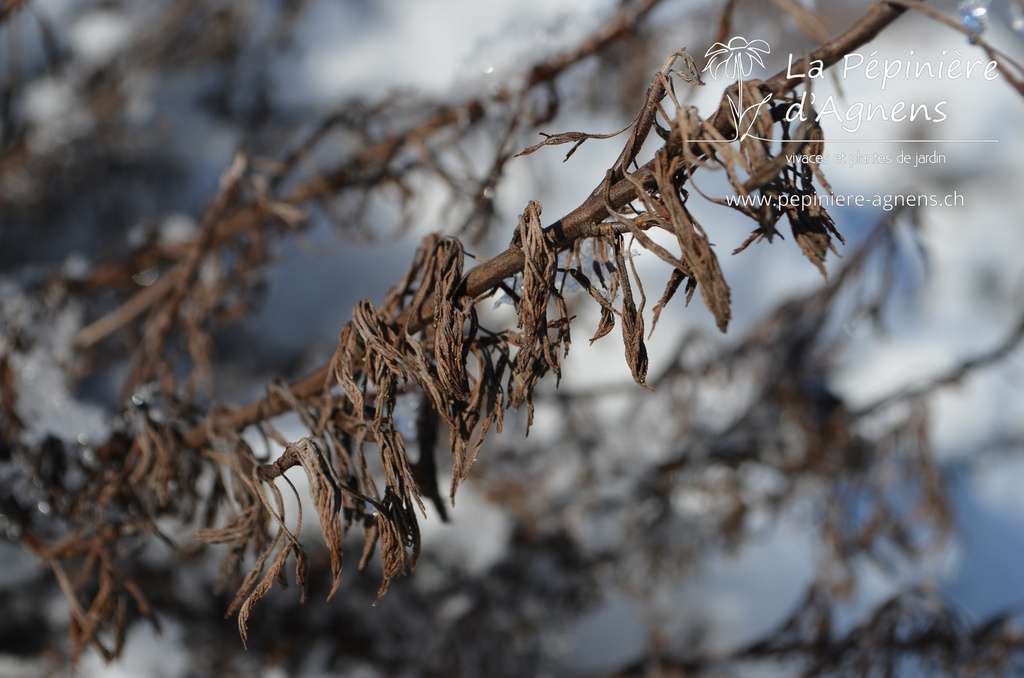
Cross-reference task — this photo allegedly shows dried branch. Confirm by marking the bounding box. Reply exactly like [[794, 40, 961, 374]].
[[179, 0, 916, 449], [21, 1, 1024, 669]]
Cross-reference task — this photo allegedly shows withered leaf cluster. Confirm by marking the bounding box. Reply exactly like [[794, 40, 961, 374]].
[[1, 1, 858, 654], [4, 1, 1024, 674]]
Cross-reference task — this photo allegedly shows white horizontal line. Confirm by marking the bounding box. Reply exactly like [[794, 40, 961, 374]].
[[777, 139, 1000, 143]]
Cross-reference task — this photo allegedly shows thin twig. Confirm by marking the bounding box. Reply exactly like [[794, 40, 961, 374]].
[[853, 312, 1024, 418]]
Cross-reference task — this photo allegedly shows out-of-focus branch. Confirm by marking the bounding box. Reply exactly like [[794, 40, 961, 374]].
[[72, 0, 666, 352], [763, 1, 910, 96], [883, 0, 1024, 95], [854, 311, 1024, 418]]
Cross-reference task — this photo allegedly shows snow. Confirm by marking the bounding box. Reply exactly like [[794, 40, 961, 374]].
[[418, 482, 512, 575], [555, 593, 648, 673], [0, 655, 55, 678], [23, 76, 95, 155], [11, 341, 111, 445], [268, 0, 612, 107], [158, 213, 200, 247], [77, 622, 191, 678], [5, 0, 1024, 674], [1, 286, 111, 446], [68, 10, 133, 67]]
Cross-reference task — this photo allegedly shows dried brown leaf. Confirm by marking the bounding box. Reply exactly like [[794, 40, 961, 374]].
[[651, 268, 685, 336], [592, 306, 617, 344], [283, 439, 345, 599], [568, 268, 620, 344], [515, 120, 634, 161], [791, 214, 842, 281], [615, 239, 650, 388], [433, 238, 470, 396], [648, 155, 732, 332], [508, 201, 568, 428], [229, 463, 310, 647]]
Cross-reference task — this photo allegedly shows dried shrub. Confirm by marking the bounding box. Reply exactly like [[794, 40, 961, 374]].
[[3, 0, 1024, 673]]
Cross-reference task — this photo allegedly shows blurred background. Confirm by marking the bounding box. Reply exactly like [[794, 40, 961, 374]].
[[2, 0, 1024, 676]]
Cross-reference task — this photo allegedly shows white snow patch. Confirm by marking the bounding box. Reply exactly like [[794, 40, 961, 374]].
[[270, 0, 612, 107], [23, 76, 95, 154], [69, 10, 133, 66], [80, 621, 190, 678], [159, 213, 200, 246], [419, 481, 511, 574], [2, 295, 111, 446]]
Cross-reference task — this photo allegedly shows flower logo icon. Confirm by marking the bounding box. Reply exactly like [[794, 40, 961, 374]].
[[703, 37, 772, 142], [703, 37, 771, 80]]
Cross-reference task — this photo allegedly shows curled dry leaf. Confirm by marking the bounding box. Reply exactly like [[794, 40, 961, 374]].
[[615, 238, 650, 388], [708, 95, 844, 280], [508, 201, 570, 428], [651, 268, 685, 336], [567, 266, 620, 344], [515, 119, 636, 162], [280, 439, 345, 599], [612, 137, 732, 334], [234, 468, 308, 649]]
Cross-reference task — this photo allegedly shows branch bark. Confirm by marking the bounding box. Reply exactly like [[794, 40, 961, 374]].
[[180, 1, 916, 450]]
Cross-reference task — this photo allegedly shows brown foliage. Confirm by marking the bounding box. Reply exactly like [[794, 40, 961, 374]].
[[3, 0, 1024, 673]]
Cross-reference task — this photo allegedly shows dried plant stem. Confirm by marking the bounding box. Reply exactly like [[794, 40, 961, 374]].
[[81, 0, 915, 361], [72, 0, 665, 352], [179, 172, 657, 449], [73, 273, 179, 350], [179, 0, 918, 451]]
